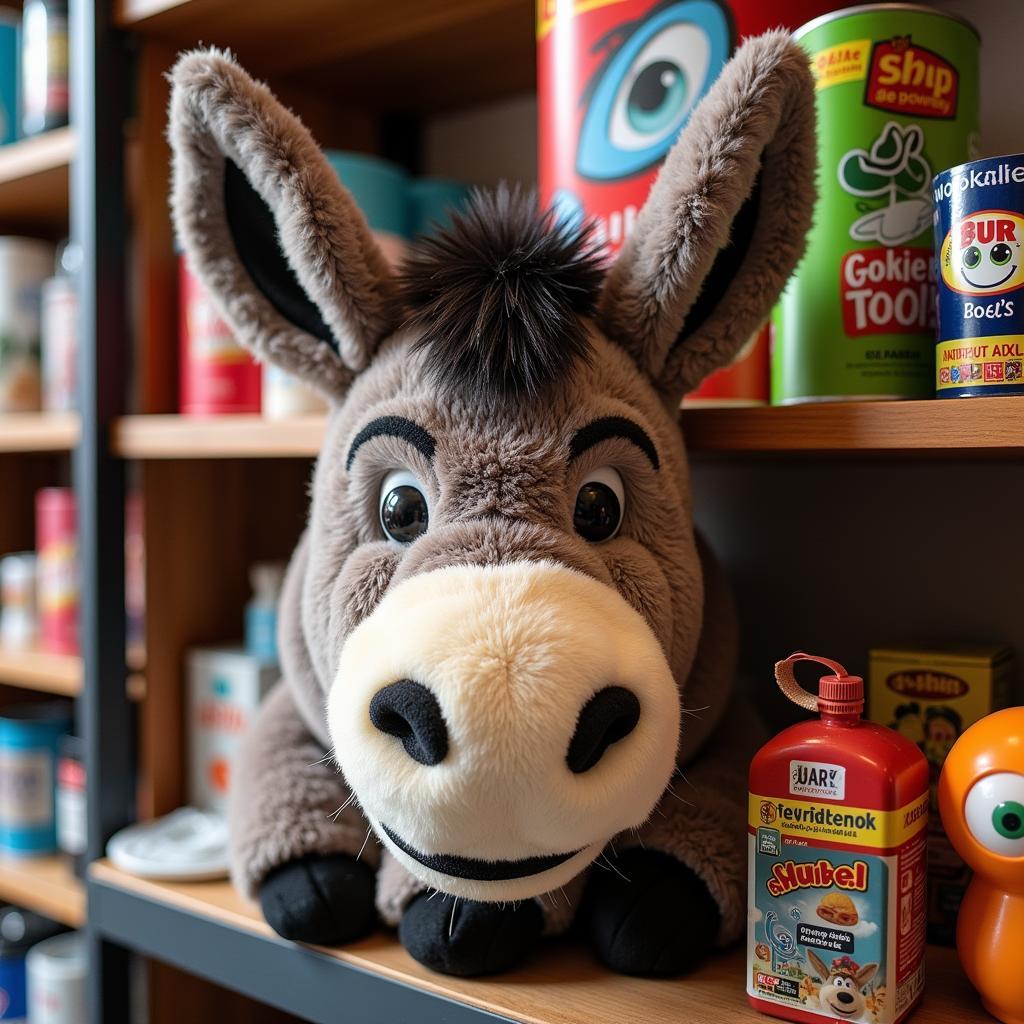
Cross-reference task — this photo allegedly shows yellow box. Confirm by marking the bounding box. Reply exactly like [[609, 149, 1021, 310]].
[[869, 644, 1014, 945]]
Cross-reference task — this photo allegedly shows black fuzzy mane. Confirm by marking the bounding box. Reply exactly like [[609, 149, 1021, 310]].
[[398, 185, 605, 398]]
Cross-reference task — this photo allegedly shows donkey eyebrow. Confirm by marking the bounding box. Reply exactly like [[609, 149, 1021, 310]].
[[346, 416, 436, 470], [569, 416, 660, 471]]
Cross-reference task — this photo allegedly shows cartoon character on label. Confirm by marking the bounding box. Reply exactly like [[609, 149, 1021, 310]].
[[808, 952, 880, 1023], [539, 0, 733, 250], [940, 211, 1024, 297], [839, 123, 933, 247]]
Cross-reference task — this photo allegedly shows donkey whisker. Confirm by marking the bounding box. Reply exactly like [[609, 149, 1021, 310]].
[[449, 897, 459, 938], [355, 825, 373, 863], [600, 854, 630, 883]]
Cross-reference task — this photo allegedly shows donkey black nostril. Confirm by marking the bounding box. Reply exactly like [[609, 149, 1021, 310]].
[[836, 993, 854, 1005], [369, 680, 449, 766], [567, 686, 641, 774]]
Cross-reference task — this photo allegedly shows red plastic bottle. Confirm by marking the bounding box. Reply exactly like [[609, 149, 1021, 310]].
[[747, 653, 929, 1024]]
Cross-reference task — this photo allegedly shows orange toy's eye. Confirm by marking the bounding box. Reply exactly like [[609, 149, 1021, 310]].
[[965, 772, 1024, 857]]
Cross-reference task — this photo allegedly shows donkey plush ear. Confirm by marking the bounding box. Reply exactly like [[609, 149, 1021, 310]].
[[596, 31, 816, 403], [169, 49, 397, 399]]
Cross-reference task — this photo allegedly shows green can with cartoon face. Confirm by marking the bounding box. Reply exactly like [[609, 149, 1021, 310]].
[[773, 4, 979, 403]]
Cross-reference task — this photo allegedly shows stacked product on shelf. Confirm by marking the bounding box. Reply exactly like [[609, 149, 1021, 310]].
[[774, 6, 979, 404], [0, 0, 68, 147], [107, 562, 285, 883], [178, 157, 472, 417], [748, 653, 929, 1024], [0, 489, 77, 656], [868, 645, 1014, 945], [536, 0, 841, 407], [0, 701, 70, 858], [19, 0, 67, 139], [933, 155, 1024, 398], [0, 905, 67, 1023]]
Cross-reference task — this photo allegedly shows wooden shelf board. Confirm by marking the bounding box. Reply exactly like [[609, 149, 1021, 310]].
[[682, 396, 1024, 454], [0, 647, 82, 696], [0, 413, 79, 453], [112, 414, 324, 458], [114, 399, 1024, 459], [0, 855, 84, 927], [114, 0, 534, 112], [91, 860, 981, 1024], [0, 128, 74, 235]]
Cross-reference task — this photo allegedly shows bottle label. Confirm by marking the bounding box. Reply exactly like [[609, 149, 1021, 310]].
[[790, 760, 847, 800], [747, 792, 927, 1024]]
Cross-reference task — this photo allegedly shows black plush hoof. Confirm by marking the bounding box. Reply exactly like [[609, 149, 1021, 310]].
[[260, 853, 377, 946], [399, 893, 543, 977], [582, 848, 721, 976]]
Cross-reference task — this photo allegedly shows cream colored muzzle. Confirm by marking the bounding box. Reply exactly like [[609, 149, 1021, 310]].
[[328, 561, 680, 901]]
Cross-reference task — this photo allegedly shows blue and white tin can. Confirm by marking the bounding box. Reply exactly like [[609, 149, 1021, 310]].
[[933, 154, 1024, 397], [0, 704, 70, 857]]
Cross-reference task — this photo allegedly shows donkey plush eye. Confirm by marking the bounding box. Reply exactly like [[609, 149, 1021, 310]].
[[379, 470, 428, 544], [574, 466, 625, 543], [965, 771, 1024, 857]]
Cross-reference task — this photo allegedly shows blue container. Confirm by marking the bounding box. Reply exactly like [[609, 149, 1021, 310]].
[[324, 151, 409, 239], [0, 906, 63, 1021], [0, 12, 18, 146], [933, 154, 1024, 398], [407, 178, 472, 238], [0, 704, 70, 856]]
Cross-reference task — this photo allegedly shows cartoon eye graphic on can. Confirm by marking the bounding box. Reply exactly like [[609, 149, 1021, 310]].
[[941, 211, 1024, 295], [576, 0, 732, 182]]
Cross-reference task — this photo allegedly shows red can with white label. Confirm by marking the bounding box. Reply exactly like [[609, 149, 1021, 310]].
[[35, 488, 77, 656], [179, 255, 261, 415], [536, 0, 838, 405]]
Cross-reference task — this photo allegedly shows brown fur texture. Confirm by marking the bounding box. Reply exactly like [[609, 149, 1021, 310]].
[[170, 48, 396, 396], [400, 185, 605, 398], [169, 34, 816, 968], [597, 30, 816, 404]]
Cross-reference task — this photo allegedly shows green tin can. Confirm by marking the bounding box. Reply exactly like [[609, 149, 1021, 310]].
[[773, 4, 979, 403]]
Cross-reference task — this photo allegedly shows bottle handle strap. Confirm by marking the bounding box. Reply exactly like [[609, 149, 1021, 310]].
[[774, 652, 849, 712]]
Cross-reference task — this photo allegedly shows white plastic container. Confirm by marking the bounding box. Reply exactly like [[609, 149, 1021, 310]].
[[0, 554, 37, 651], [0, 239, 55, 413], [187, 648, 276, 813], [26, 932, 85, 1024], [262, 363, 326, 419], [40, 276, 76, 413]]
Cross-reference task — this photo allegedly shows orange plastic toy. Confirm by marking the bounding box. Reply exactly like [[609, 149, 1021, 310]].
[[938, 706, 1024, 1024]]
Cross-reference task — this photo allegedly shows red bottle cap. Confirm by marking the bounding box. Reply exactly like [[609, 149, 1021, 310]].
[[775, 652, 864, 718]]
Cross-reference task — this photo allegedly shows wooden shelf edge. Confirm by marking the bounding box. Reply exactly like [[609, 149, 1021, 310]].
[[112, 414, 325, 458], [0, 648, 82, 696], [681, 396, 1024, 454], [113, 398, 1024, 460], [0, 856, 84, 927], [89, 860, 984, 1024], [0, 127, 75, 185], [0, 413, 80, 453]]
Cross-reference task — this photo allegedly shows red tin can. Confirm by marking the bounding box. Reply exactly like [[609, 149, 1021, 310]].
[[537, 0, 840, 404], [179, 255, 261, 415], [35, 488, 77, 656]]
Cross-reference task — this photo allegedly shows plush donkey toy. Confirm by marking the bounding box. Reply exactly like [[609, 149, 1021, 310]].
[[169, 34, 815, 977]]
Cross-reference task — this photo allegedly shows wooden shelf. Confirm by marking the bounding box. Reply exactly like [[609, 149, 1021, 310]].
[[682, 396, 1024, 455], [0, 413, 79, 453], [0, 128, 74, 236], [112, 414, 325, 458], [113, 399, 1024, 459], [90, 860, 981, 1024], [114, 0, 534, 112], [0, 855, 84, 927], [0, 647, 81, 696]]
